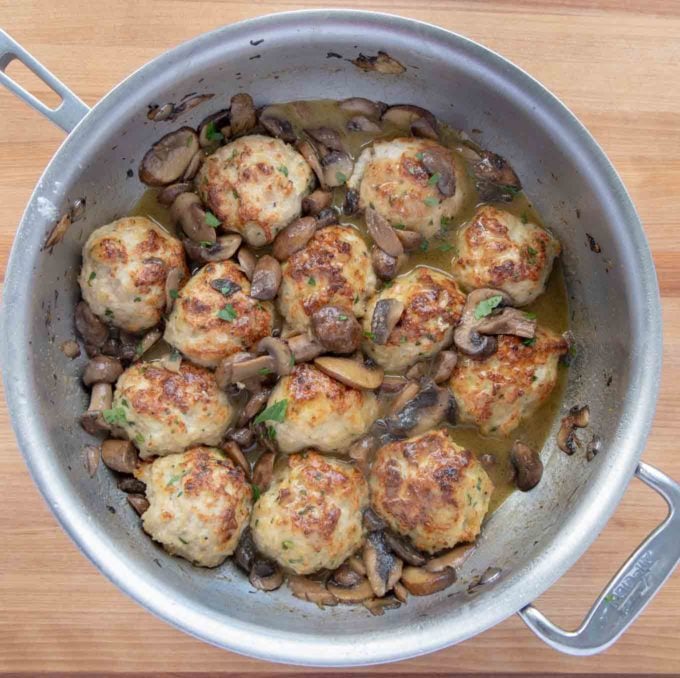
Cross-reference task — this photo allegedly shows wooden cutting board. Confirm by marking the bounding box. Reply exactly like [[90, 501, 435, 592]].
[[1, 1, 679, 674]]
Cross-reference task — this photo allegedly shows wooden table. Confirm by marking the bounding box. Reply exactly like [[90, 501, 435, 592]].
[[1, 1, 679, 674]]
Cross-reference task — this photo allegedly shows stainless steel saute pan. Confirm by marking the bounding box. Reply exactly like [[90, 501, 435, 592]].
[[0, 10, 677, 666]]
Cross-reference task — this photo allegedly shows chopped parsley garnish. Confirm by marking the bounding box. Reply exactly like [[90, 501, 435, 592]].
[[216, 304, 237, 322], [438, 243, 454, 252], [200, 240, 214, 248], [423, 197, 439, 207], [87, 271, 96, 286], [210, 278, 241, 296], [258, 367, 272, 375], [520, 211, 529, 224], [522, 337, 536, 347], [134, 433, 144, 444], [254, 399, 288, 425], [307, 276, 316, 286], [474, 295, 503, 320], [440, 215, 456, 228], [289, 354, 296, 367], [277, 165, 289, 177], [104, 308, 114, 318], [232, 189, 239, 199], [205, 120, 224, 142], [393, 223, 405, 230], [267, 425, 277, 440], [524, 311, 537, 320], [178, 536, 189, 545], [338, 314, 348, 321], [282, 540, 294, 550], [415, 152, 424, 160], [604, 593, 616, 604], [502, 185, 521, 198], [419, 239, 429, 252], [133, 296, 141, 302], [336, 171, 347, 184], [102, 407, 127, 426], [169, 289, 179, 300], [363, 330, 375, 340], [205, 211, 221, 228], [251, 484, 261, 502], [427, 172, 441, 187]]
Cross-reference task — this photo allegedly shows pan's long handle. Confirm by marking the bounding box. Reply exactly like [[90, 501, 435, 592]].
[[0, 29, 89, 133], [518, 462, 680, 655]]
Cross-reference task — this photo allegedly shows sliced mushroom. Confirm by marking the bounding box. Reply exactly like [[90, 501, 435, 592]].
[[431, 350, 458, 384], [586, 434, 602, 462], [250, 255, 281, 300], [393, 581, 409, 604], [371, 246, 403, 281], [311, 305, 362, 354], [84, 444, 100, 477], [158, 349, 182, 374], [425, 543, 475, 573], [346, 115, 382, 133], [365, 207, 404, 257], [75, 301, 109, 350], [476, 307, 536, 338], [557, 405, 590, 455], [257, 116, 294, 145], [473, 149, 521, 191], [419, 148, 456, 197], [238, 390, 270, 427], [210, 277, 241, 297], [117, 477, 146, 494], [197, 108, 231, 148], [338, 97, 386, 119], [234, 527, 256, 573], [217, 354, 276, 387], [229, 426, 256, 448], [363, 508, 387, 532], [321, 150, 353, 188], [272, 217, 317, 261], [229, 93, 256, 137], [287, 332, 324, 363], [83, 355, 123, 386], [371, 298, 405, 345], [296, 139, 326, 189], [387, 380, 420, 416], [383, 532, 427, 567], [164, 266, 185, 314], [332, 563, 364, 588], [139, 127, 200, 186], [222, 440, 251, 479], [385, 382, 454, 436], [183, 233, 242, 264], [327, 576, 374, 603], [363, 532, 403, 597], [171, 192, 216, 245], [315, 208, 338, 229], [352, 52, 405, 75], [453, 288, 512, 358], [127, 494, 150, 516], [252, 451, 275, 492], [400, 565, 457, 596], [157, 182, 193, 206], [101, 439, 139, 474], [411, 116, 439, 141], [182, 149, 204, 181], [257, 337, 293, 376], [134, 328, 162, 362], [314, 356, 384, 390], [302, 189, 332, 216], [344, 187, 360, 215], [249, 558, 283, 591], [382, 104, 437, 132], [363, 596, 401, 616], [288, 575, 338, 606], [306, 127, 344, 152], [348, 554, 367, 577], [510, 441, 543, 491], [347, 435, 378, 474], [237, 247, 256, 280], [380, 375, 408, 395], [405, 361, 428, 381], [394, 229, 423, 252], [80, 382, 113, 435]]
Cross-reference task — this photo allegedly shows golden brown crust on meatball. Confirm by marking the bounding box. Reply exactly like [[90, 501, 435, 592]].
[[452, 205, 561, 305], [196, 135, 314, 247], [369, 429, 493, 553], [363, 267, 466, 372], [163, 260, 274, 368], [266, 363, 379, 454], [449, 327, 568, 436], [112, 361, 233, 459], [250, 451, 368, 574], [79, 217, 188, 333], [277, 225, 377, 332], [136, 446, 252, 567]]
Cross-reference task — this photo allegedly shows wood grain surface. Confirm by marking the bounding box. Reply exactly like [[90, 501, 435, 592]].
[[1, 1, 679, 674]]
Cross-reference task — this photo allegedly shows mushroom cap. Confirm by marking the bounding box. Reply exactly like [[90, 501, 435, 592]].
[[112, 360, 233, 459], [347, 137, 471, 238], [363, 267, 465, 373], [163, 260, 274, 368], [196, 134, 314, 247], [265, 363, 379, 454], [250, 451, 368, 574], [452, 205, 561, 306], [449, 326, 568, 436], [79, 216, 188, 333], [369, 429, 493, 553], [135, 446, 252, 568], [277, 225, 377, 333]]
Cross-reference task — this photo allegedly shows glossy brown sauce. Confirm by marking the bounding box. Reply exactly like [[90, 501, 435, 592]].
[[131, 98, 569, 514]]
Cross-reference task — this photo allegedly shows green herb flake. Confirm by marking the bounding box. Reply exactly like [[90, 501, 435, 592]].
[[522, 337, 537, 347], [502, 185, 521, 198], [307, 276, 316, 287], [254, 399, 288, 425], [419, 239, 429, 252], [415, 152, 424, 160], [282, 540, 294, 550], [474, 294, 503, 320], [87, 271, 96, 286], [520, 211, 529, 224], [289, 354, 296, 367], [232, 189, 239, 200], [400, 336, 407, 344], [169, 289, 179, 300], [102, 407, 127, 426], [393, 223, 405, 230], [382, 280, 393, 288], [427, 172, 441, 187], [104, 308, 114, 318], [178, 536, 189, 545], [217, 304, 237, 322], [205, 120, 224, 142], [200, 240, 214, 248], [604, 593, 617, 604], [278, 165, 289, 177], [338, 314, 348, 321], [438, 243, 454, 252], [524, 311, 537, 320], [336, 171, 347, 184], [133, 296, 141, 302], [363, 331, 375, 340], [251, 484, 261, 502], [134, 433, 144, 444], [205, 211, 221, 228], [423, 197, 439, 207], [258, 367, 272, 375], [267, 425, 277, 440]]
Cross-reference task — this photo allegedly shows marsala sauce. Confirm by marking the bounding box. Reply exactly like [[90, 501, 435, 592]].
[[132, 99, 569, 514]]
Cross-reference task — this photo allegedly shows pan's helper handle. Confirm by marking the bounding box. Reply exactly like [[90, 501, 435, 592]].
[[519, 462, 680, 655], [0, 29, 89, 133]]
